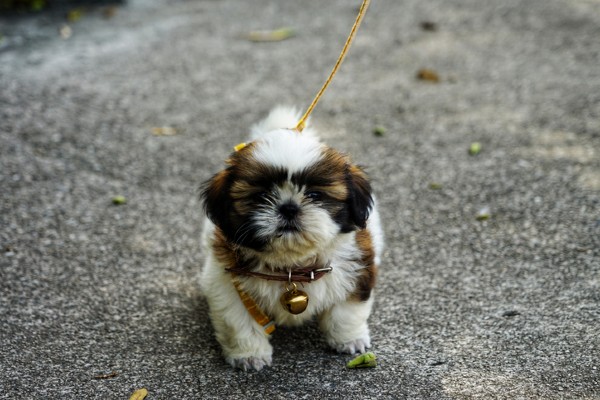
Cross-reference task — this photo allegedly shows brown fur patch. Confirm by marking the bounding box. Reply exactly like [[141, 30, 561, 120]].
[[291, 146, 351, 201], [211, 227, 259, 271], [204, 169, 230, 203], [229, 144, 287, 187], [349, 228, 377, 302], [229, 180, 255, 199], [229, 180, 256, 215], [348, 165, 369, 185], [226, 144, 290, 215], [211, 227, 238, 269]]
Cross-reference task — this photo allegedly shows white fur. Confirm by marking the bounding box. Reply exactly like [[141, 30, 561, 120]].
[[250, 106, 318, 140], [252, 129, 323, 177], [201, 107, 384, 371], [251, 107, 323, 176]]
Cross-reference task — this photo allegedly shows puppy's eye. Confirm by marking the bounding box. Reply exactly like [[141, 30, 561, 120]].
[[305, 190, 323, 201]]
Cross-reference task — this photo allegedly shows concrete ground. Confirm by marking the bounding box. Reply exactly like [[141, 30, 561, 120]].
[[1, 0, 599, 398]]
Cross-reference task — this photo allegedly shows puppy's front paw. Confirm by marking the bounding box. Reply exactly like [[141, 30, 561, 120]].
[[227, 355, 272, 372], [332, 337, 371, 355]]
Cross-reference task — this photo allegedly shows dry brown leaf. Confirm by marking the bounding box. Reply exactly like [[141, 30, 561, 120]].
[[151, 127, 178, 136], [416, 68, 440, 82], [103, 6, 118, 19]]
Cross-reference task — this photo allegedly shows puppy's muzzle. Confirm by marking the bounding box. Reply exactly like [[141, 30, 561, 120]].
[[279, 202, 300, 221]]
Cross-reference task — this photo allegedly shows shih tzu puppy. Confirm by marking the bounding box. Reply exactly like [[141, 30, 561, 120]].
[[200, 107, 383, 371]]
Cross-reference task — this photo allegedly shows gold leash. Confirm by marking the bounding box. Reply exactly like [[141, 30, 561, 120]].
[[234, 0, 370, 151], [232, 279, 276, 335], [295, 0, 371, 132]]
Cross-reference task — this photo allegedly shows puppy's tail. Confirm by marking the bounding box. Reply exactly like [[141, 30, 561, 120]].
[[251, 106, 312, 140]]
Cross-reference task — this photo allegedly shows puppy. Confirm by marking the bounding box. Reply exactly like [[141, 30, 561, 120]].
[[200, 107, 383, 371]]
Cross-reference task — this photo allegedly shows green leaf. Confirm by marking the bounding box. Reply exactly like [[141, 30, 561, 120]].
[[469, 142, 482, 155], [112, 195, 127, 205], [373, 125, 386, 137], [246, 27, 295, 42], [347, 352, 377, 368], [31, 0, 46, 11], [476, 206, 491, 221]]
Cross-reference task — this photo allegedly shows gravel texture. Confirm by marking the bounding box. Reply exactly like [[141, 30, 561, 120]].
[[1, 0, 599, 398]]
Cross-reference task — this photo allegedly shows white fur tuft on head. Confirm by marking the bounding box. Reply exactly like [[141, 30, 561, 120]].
[[250, 106, 318, 141]]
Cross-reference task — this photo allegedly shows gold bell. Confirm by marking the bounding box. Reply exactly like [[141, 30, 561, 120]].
[[280, 282, 309, 315]]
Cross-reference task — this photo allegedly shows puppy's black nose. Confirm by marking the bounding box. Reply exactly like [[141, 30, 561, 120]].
[[279, 203, 299, 221]]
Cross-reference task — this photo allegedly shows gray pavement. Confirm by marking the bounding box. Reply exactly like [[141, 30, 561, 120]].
[[1, 0, 599, 398]]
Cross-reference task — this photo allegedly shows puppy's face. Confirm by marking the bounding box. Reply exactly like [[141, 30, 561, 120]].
[[202, 130, 372, 263]]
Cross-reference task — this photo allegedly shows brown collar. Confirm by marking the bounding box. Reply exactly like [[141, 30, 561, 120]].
[[226, 263, 332, 283]]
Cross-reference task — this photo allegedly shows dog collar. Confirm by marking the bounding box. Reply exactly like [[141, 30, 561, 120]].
[[228, 264, 333, 325], [225, 264, 333, 283]]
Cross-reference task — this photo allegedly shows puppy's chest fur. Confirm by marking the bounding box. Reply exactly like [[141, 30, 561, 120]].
[[211, 225, 376, 327]]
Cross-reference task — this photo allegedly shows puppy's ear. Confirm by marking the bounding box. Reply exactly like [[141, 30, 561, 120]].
[[345, 165, 373, 229], [201, 168, 233, 231]]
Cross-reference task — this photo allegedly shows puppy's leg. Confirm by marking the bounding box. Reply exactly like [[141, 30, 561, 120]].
[[202, 259, 273, 371], [319, 297, 374, 354], [207, 299, 273, 371]]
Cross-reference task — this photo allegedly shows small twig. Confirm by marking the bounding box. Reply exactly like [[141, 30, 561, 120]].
[[93, 371, 119, 380]]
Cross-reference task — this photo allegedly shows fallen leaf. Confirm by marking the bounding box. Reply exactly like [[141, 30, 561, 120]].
[[469, 142, 482, 155], [129, 388, 148, 400], [373, 125, 386, 137], [476, 206, 491, 221], [151, 127, 178, 136], [420, 21, 438, 31], [429, 182, 443, 190], [67, 9, 83, 22], [31, 0, 45, 11], [112, 195, 127, 205], [102, 6, 118, 19], [347, 352, 377, 369], [245, 27, 295, 42], [416, 68, 440, 82], [59, 24, 72, 39]]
